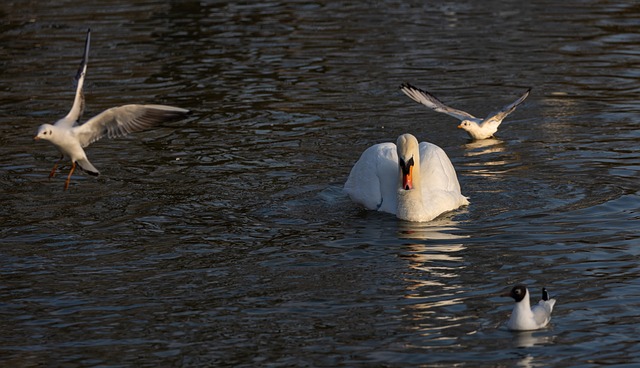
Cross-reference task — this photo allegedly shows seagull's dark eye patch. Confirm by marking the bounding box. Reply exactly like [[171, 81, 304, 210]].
[[509, 285, 527, 302]]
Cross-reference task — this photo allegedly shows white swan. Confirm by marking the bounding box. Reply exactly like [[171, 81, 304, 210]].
[[344, 133, 469, 222], [503, 285, 556, 331]]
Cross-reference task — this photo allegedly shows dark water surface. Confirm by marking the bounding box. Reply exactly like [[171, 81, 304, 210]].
[[1, 1, 639, 366]]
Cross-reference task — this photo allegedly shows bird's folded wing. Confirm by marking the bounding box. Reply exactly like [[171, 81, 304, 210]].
[[344, 143, 398, 213], [419, 142, 463, 194], [400, 83, 476, 121], [75, 104, 190, 147], [532, 298, 556, 324]]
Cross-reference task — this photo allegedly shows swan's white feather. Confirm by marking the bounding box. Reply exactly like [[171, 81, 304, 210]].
[[344, 135, 468, 222]]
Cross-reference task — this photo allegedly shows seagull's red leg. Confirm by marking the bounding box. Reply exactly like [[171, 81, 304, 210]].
[[49, 155, 64, 178], [64, 162, 76, 191]]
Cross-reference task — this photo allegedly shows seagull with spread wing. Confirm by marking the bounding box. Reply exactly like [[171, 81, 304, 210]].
[[34, 29, 190, 190], [400, 82, 530, 140]]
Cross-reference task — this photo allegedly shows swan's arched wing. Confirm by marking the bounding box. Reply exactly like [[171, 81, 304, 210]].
[[481, 88, 531, 127], [344, 142, 398, 214], [418, 142, 462, 193], [74, 104, 190, 147], [57, 28, 90, 129], [400, 83, 477, 121]]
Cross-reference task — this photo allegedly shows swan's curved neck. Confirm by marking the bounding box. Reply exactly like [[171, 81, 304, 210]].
[[396, 157, 425, 221], [396, 134, 432, 221]]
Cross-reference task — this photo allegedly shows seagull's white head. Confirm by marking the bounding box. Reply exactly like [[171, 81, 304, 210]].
[[457, 120, 479, 132], [396, 133, 420, 191], [34, 124, 55, 142]]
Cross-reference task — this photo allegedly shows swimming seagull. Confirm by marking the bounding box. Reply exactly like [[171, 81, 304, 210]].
[[503, 285, 556, 331], [33, 29, 190, 190], [399, 83, 530, 140]]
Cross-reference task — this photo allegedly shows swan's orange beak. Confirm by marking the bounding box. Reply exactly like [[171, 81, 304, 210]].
[[457, 124, 463, 129], [402, 165, 413, 190]]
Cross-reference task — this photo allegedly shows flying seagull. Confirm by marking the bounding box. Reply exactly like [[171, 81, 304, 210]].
[[400, 82, 530, 140], [34, 29, 190, 190]]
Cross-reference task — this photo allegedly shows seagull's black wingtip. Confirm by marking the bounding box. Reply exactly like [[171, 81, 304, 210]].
[[399, 82, 416, 90]]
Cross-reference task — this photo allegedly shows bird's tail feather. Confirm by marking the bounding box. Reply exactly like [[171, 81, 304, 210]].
[[76, 158, 100, 176]]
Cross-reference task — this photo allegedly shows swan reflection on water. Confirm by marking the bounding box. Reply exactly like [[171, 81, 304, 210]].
[[395, 215, 469, 241], [396, 217, 468, 292]]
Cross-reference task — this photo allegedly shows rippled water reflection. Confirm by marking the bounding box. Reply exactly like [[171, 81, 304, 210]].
[[1, 1, 639, 366]]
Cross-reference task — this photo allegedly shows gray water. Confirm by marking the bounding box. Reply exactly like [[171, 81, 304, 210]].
[[1, 1, 639, 366]]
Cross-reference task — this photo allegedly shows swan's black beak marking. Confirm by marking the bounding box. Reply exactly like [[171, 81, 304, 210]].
[[399, 156, 414, 190]]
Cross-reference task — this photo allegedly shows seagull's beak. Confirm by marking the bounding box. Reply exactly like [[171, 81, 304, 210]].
[[500, 290, 511, 297], [402, 164, 413, 190], [457, 124, 463, 129], [34, 136, 40, 141]]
